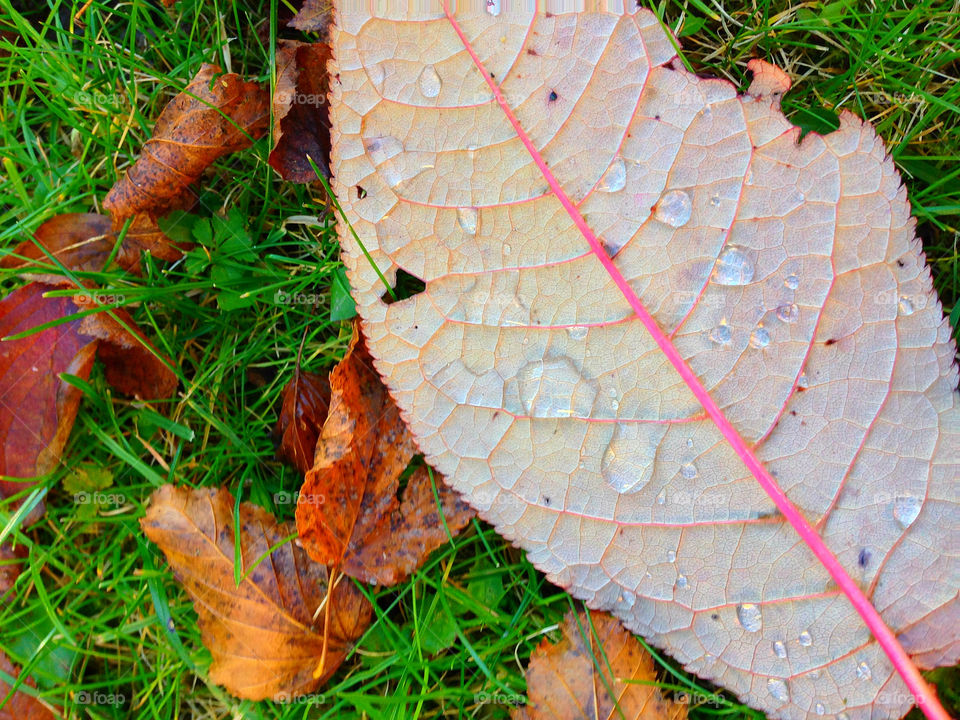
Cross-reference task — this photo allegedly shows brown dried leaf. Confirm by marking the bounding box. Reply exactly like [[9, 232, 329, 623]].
[[0, 650, 57, 720], [296, 322, 474, 585], [289, 0, 331, 34], [0, 214, 138, 274], [514, 611, 688, 720], [0, 283, 176, 522], [276, 366, 331, 474], [141, 485, 372, 701], [269, 41, 332, 182], [104, 64, 269, 259]]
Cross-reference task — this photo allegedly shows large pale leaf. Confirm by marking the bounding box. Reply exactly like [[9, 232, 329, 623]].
[[327, 5, 959, 720]]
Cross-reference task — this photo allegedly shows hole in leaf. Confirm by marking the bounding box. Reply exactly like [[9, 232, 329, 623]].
[[356, 185, 367, 199], [381, 268, 426, 304], [784, 103, 840, 139]]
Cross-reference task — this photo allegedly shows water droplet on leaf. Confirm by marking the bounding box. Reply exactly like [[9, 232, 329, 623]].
[[893, 495, 922, 529], [709, 322, 732, 345], [667, 550, 677, 563], [516, 358, 597, 418], [598, 157, 627, 192], [654, 190, 692, 228], [815, 703, 825, 715], [567, 325, 588, 340], [898, 296, 915, 316], [776, 303, 799, 323], [773, 641, 787, 659], [713, 246, 755, 286], [457, 207, 478, 235], [737, 603, 762, 632], [676, 574, 688, 589], [784, 273, 800, 290], [418, 65, 442, 98], [767, 678, 789, 703], [750, 326, 770, 349], [601, 426, 657, 493], [680, 462, 698, 479], [856, 660, 872, 680], [798, 630, 813, 646]]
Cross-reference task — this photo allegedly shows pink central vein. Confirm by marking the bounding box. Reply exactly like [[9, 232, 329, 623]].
[[443, 7, 947, 719]]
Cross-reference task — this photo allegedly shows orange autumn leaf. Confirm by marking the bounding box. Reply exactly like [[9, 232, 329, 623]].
[[514, 611, 688, 720], [141, 485, 371, 701], [269, 41, 332, 182], [104, 64, 269, 260], [295, 322, 474, 585], [275, 364, 331, 475], [0, 214, 138, 274], [0, 282, 176, 523]]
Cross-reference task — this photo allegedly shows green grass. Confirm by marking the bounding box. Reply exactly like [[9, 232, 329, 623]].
[[0, 0, 957, 719]]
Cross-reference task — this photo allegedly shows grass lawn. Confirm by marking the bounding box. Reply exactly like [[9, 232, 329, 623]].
[[0, 0, 957, 718]]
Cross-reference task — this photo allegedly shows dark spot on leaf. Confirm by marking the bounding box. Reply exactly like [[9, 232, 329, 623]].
[[382, 269, 426, 304], [858, 548, 871, 567], [825, 338, 838, 346], [897, 259, 905, 267], [790, 410, 797, 416], [549, 90, 558, 102], [711, 613, 719, 620], [527, 48, 538, 56]]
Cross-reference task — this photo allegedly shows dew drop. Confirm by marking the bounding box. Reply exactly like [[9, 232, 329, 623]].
[[709, 322, 732, 345], [686, 438, 694, 448], [898, 296, 915, 316], [418, 65, 442, 98], [767, 678, 789, 704], [736, 603, 762, 632], [457, 207, 478, 235], [815, 703, 825, 716], [856, 660, 872, 681], [709, 194, 721, 207], [749, 326, 771, 349], [797, 372, 809, 389], [784, 273, 800, 290], [675, 574, 688, 589], [503, 243, 512, 255], [667, 550, 677, 563], [893, 495, 922, 529], [654, 190, 692, 228], [599, 157, 627, 192], [567, 326, 588, 341], [656, 489, 666, 505], [772, 641, 787, 659], [839, 713, 850, 720], [712, 246, 755, 286], [798, 630, 813, 647], [515, 357, 598, 418], [680, 462, 698, 480], [776, 303, 799, 324], [601, 426, 657, 493]]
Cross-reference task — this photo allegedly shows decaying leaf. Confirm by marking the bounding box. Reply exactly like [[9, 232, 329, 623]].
[[514, 610, 687, 720], [289, 0, 331, 34], [329, 6, 959, 719], [0, 214, 137, 274], [276, 363, 331, 474], [296, 323, 474, 585], [0, 282, 176, 522], [141, 485, 372, 701], [269, 41, 332, 182], [0, 543, 57, 720], [104, 64, 269, 260]]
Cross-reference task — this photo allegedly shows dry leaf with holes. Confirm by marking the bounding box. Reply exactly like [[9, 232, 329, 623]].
[[328, 6, 959, 719], [295, 322, 474, 585], [141, 485, 372, 701], [514, 610, 687, 720]]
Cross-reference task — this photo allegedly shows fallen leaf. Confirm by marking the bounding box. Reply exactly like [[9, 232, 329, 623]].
[[0, 283, 176, 522], [0, 650, 57, 720], [141, 484, 372, 701], [514, 610, 688, 720], [0, 544, 57, 720], [276, 363, 331, 474], [328, 7, 959, 719], [289, 0, 331, 34], [0, 214, 138, 274], [104, 64, 269, 260], [296, 322, 474, 585], [269, 41, 332, 182]]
